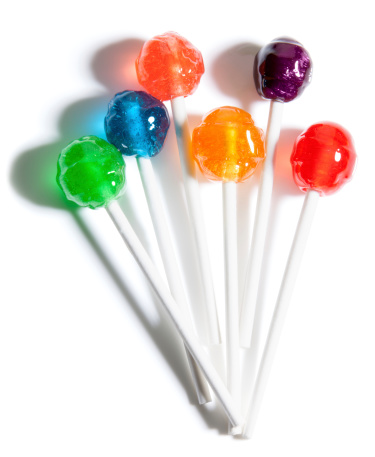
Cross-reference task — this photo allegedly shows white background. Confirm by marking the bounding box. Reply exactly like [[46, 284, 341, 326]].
[[1, 1, 374, 456]]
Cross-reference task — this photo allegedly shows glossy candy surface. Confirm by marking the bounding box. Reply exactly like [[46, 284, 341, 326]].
[[254, 37, 312, 103], [192, 107, 265, 183], [291, 122, 356, 196], [57, 136, 126, 209], [105, 90, 170, 158], [136, 32, 204, 101]]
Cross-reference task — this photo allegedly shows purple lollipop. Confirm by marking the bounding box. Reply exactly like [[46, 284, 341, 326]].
[[240, 37, 312, 350], [254, 37, 312, 103]]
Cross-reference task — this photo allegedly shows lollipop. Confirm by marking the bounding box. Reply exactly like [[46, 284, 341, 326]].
[[253, 37, 312, 103], [192, 106, 265, 433], [192, 107, 265, 183], [136, 32, 221, 345], [105, 90, 169, 158], [57, 135, 242, 428], [136, 32, 204, 101], [105, 90, 211, 404], [56, 135, 126, 208], [242, 122, 357, 438], [240, 37, 313, 347]]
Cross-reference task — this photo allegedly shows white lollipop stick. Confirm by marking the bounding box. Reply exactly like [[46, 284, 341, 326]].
[[136, 156, 212, 405], [222, 181, 241, 435], [106, 200, 242, 428], [171, 96, 221, 344], [242, 189, 319, 438], [240, 100, 284, 347]]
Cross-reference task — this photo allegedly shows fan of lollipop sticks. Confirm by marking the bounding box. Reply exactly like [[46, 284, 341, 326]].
[[56, 32, 357, 438]]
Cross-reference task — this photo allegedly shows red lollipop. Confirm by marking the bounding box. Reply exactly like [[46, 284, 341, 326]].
[[136, 32, 204, 101], [242, 122, 357, 439], [291, 122, 356, 195]]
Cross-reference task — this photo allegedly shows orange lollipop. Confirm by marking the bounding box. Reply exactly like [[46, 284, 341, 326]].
[[192, 106, 265, 434], [192, 106, 265, 182]]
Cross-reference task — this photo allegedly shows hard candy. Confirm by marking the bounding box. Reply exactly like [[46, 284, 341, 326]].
[[192, 106, 265, 183], [105, 90, 170, 158], [136, 32, 204, 101], [57, 136, 126, 209], [254, 37, 312, 103], [290, 122, 357, 196]]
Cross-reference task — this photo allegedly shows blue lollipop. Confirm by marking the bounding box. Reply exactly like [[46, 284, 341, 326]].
[[104, 89, 212, 405], [105, 90, 170, 158]]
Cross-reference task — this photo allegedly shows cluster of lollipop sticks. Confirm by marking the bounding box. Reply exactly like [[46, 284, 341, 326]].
[[57, 32, 357, 438]]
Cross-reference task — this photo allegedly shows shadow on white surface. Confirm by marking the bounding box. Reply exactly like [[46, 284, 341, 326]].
[[211, 41, 262, 112]]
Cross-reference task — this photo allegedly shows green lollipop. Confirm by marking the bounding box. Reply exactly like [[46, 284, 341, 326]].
[[57, 135, 126, 209], [56, 135, 242, 428]]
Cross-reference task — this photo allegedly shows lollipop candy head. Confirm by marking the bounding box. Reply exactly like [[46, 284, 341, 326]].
[[290, 122, 357, 196], [105, 90, 170, 158], [192, 106, 265, 183], [254, 37, 312, 103], [57, 135, 126, 209], [136, 32, 205, 101]]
